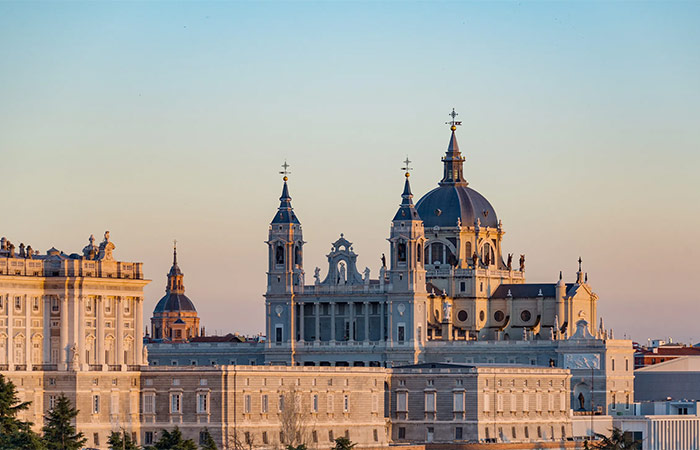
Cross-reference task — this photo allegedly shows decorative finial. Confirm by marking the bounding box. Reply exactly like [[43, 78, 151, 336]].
[[559, 271, 562, 281], [280, 160, 291, 182], [445, 108, 462, 131], [173, 239, 178, 265], [578, 256, 582, 271], [401, 156, 413, 177]]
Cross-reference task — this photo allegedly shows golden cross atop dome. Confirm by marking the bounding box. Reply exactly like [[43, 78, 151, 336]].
[[401, 156, 413, 177], [280, 160, 291, 181], [445, 108, 462, 131]]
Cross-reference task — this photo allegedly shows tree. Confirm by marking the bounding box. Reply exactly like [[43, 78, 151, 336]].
[[108, 429, 139, 450], [42, 394, 86, 450], [199, 428, 218, 450], [145, 427, 197, 450], [0, 375, 45, 450], [279, 387, 309, 449], [332, 437, 356, 450], [590, 428, 641, 450]]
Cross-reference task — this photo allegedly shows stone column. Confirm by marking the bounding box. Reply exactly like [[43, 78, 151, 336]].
[[116, 297, 124, 367], [349, 302, 355, 341], [7, 294, 13, 368], [380, 301, 385, 342], [314, 303, 320, 343], [43, 296, 50, 363], [59, 295, 68, 370], [77, 296, 85, 370], [24, 295, 31, 368], [298, 302, 304, 343], [364, 302, 370, 343], [135, 297, 144, 365], [330, 303, 336, 343], [97, 296, 105, 367]]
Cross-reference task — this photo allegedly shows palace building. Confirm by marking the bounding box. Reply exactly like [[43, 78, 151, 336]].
[[1, 113, 635, 449]]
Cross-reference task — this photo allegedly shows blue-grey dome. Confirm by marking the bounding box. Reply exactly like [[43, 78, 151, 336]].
[[415, 185, 498, 229], [153, 292, 197, 314]]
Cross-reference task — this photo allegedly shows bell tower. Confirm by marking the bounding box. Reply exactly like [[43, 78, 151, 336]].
[[388, 159, 427, 294], [266, 162, 305, 295], [265, 162, 304, 364]]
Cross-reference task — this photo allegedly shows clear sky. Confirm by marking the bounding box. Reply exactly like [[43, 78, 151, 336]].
[[1, 1, 699, 344]]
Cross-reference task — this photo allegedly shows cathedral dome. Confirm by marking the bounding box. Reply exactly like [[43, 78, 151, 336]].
[[416, 185, 498, 229], [416, 122, 499, 229], [153, 292, 197, 313]]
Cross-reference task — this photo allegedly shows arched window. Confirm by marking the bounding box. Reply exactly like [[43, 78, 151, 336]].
[[465, 242, 472, 260], [294, 244, 302, 266], [430, 243, 444, 265], [397, 243, 407, 262], [275, 245, 284, 265], [416, 243, 422, 263], [482, 243, 494, 266]]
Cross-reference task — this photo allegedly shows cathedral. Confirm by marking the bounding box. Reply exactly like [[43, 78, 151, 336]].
[[264, 113, 602, 367]]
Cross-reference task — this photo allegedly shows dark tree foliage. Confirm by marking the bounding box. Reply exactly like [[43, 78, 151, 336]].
[[286, 445, 307, 450], [42, 394, 86, 450], [144, 427, 197, 450], [199, 427, 219, 450], [588, 428, 642, 450], [0, 374, 45, 450], [331, 436, 356, 450], [108, 430, 140, 450]]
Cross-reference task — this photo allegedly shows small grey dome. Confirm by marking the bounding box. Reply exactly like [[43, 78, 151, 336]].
[[153, 293, 197, 314], [415, 185, 498, 229]]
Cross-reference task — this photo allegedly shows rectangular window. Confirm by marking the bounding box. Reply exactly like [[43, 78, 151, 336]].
[[496, 394, 504, 412], [397, 392, 407, 412], [510, 393, 517, 412], [536, 393, 542, 412], [51, 298, 59, 312], [343, 395, 349, 412], [425, 392, 436, 412], [170, 393, 181, 413], [373, 429, 378, 442], [278, 394, 284, 412], [48, 395, 57, 410], [143, 394, 154, 414], [312, 394, 318, 413], [32, 298, 39, 311], [275, 326, 283, 343], [455, 427, 463, 440], [548, 393, 555, 411], [244, 394, 251, 414], [523, 393, 530, 412], [328, 430, 334, 442], [262, 432, 268, 444], [144, 431, 153, 445], [398, 427, 406, 440], [15, 297, 21, 310], [372, 393, 378, 413], [560, 392, 567, 411], [312, 431, 318, 443], [197, 393, 208, 414], [483, 393, 490, 412], [327, 394, 333, 412], [94, 433, 99, 446], [398, 325, 405, 343], [261, 394, 268, 413], [453, 392, 464, 412], [92, 395, 100, 414]]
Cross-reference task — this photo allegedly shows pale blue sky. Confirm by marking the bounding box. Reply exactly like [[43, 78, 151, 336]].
[[1, 1, 699, 343]]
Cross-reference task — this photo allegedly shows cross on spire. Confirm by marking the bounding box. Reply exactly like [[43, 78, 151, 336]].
[[401, 156, 413, 177], [280, 160, 291, 181], [445, 108, 462, 130]]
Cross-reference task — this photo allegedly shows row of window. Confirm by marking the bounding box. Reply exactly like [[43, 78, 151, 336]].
[[396, 424, 566, 441], [395, 391, 568, 413], [141, 392, 210, 414], [242, 393, 364, 414], [0, 296, 136, 315]]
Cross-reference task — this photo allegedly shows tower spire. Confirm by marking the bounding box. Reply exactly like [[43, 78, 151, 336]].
[[173, 239, 178, 266], [272, 160, 300, 224], [440, 108, 467, 186]]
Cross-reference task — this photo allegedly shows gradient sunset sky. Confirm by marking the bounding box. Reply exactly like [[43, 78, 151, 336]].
[[2, 1, 698, 343]]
